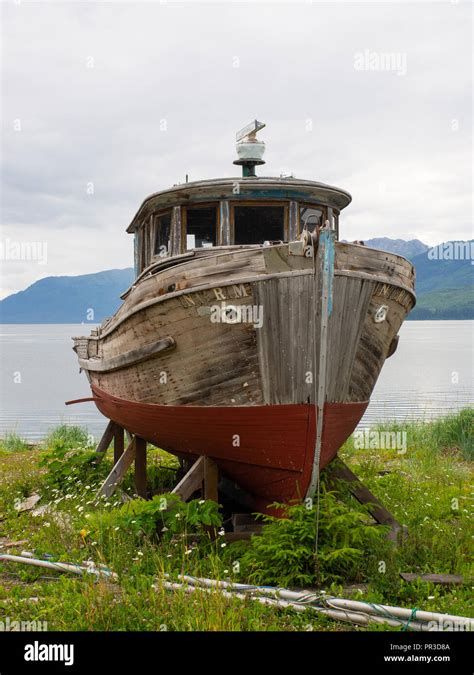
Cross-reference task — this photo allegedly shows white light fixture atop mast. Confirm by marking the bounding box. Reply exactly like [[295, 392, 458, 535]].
[[234, 120, 266, 177]]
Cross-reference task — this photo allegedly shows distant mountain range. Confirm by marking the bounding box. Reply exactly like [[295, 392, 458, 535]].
[[0, 239, 472, 322], [360, 237, 429, 259], [0, 269, 135, 324], [407, 242, 473, 320]]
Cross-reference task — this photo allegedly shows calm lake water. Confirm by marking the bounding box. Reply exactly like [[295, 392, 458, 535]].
[[0, 322, 472, 442]]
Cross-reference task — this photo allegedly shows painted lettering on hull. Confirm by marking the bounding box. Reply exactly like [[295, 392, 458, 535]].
[[179, 283, 252, 309]]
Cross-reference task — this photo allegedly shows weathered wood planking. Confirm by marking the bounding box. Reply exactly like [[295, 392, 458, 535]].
[[327, 277, 375, 402], [78, 337, 175, 372], [88, 243, 413, 343], [75, 241, 415, 409], [253, 275, 315, 404], [94, 289, 262, 406], [347, 283, 413, 401]]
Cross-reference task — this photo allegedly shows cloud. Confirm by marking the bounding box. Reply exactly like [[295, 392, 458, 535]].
[[1, 0, 472, 297]]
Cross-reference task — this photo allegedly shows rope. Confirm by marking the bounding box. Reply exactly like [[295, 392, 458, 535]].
[[326, 598, 408, 627], [402, 607, 419, 631]]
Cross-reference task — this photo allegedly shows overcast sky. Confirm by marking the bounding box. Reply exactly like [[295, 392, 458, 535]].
[[1, 0, 472, 298]]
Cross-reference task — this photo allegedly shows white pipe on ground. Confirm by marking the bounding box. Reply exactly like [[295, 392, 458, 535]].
[[178, 575, 473, 630], [163, 581, 307, 612], [325, 597, 474, 629], [0, 554, 117, 579], [164, 580, 429, 630]]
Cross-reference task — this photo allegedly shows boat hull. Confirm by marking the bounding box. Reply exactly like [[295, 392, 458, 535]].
[[91, 384, 368, 512]]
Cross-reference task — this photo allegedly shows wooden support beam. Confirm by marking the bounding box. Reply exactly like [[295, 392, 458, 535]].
[[224, 532, 254, 543], [328, 459, 406, 543], [231, 513, 264, 534], [171, 455, 219, 506], [203, 456, 219, 540], [113, 425, 125, 464], [97, 438, 136, 499], [172, 456, 205, 502], [95, 420, 117, 460], [134, 437, 147, 499], [203, 456, 218, 503]]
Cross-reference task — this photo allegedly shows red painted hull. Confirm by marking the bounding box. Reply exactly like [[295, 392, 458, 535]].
[[91, 385, 368, 512]]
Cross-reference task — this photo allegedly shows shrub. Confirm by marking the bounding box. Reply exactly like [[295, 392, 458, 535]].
[[87, 493, 222, 543], [230, 483, 390, 587], [39, 443, 109, 494]]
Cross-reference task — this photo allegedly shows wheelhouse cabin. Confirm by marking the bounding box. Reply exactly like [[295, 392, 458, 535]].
[[128, 177, 352, 277]]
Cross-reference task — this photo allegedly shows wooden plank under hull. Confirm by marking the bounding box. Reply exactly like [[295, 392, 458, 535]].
[[91, 384, 368, 514]]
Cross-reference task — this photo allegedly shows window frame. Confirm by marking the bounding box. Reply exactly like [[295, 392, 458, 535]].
[[229, 200, 289, 245], [298, 202, 328, 236], [334, 209, 340, 239], [150, 208, 173, 262], [137, 217, 153, 273], [181, 202, 220, 253]]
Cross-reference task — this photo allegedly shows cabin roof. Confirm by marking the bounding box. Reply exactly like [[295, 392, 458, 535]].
[[126, 176, 352, 233]]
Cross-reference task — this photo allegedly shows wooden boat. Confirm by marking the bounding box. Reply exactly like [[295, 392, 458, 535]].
[[73, 121, 415, 513]]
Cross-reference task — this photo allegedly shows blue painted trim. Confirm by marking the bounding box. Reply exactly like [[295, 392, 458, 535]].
[[320, 228, 335, 316]]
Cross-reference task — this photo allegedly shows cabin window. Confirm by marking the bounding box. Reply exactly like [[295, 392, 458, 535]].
[[138, 224, 150, 272], [299, 205, 324, 233], [153, 211, 172, 258], [185, 206, 217, 250], [233, 205, 285, 245]]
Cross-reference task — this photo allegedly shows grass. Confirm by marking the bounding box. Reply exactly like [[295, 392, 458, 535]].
[[0, 410, 472, 631], [0, 432, 31, 453], [43, 424, 92, 450]]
